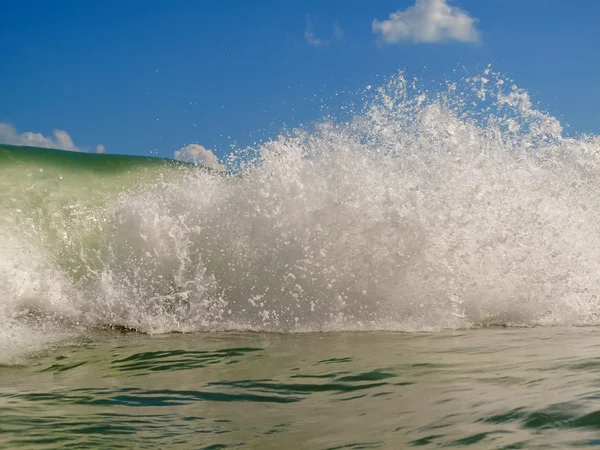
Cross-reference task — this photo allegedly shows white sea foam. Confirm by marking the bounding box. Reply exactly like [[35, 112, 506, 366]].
[[2, 69, 600, 358]]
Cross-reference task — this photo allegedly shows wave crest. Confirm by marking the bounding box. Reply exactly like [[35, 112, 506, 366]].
[[3, 70, 600, 344]]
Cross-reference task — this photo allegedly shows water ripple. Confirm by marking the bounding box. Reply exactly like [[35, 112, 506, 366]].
[[111, 347, 263, 373]]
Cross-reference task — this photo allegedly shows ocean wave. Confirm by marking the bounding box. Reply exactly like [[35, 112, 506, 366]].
[[2, 69, 600, 360]]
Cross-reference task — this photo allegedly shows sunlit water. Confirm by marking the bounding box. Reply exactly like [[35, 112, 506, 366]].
[[2, 328, 600, 449], [3, 69, 600, 448]]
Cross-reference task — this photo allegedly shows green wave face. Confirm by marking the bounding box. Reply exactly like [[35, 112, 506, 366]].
[[0, 144, 188, 210], [1, 145, 193, 282]]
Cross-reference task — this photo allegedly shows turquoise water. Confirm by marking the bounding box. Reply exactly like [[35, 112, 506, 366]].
[[2, 328, 600, 449], [4, 72, 600, 448]]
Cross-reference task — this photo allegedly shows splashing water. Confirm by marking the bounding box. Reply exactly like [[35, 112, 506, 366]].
[[2, 69, 600, 361]]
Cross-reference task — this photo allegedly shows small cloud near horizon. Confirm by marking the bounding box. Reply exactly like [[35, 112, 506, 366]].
[[0, 123, 105, 153], [373, 0, 480, 44], [173, 144, 223, 170], [305, 16, 344, 46]]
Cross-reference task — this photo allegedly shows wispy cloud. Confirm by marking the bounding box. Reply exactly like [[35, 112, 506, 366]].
[[373, 0, 480, 44], [173, 144, 223, 170], [305, 18, 326, 46], [0, 123, 105, 153], [305, 16, 344, 46], [332, 21, 344, 42]]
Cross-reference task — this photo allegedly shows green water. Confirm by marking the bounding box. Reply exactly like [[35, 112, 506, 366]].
[[0, 144, 196, 231], [0, 145, 194, 278], [2, 328, 600, 449]]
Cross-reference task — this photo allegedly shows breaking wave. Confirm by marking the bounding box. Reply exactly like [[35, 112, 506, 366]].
[[2, 69, 600, 360]]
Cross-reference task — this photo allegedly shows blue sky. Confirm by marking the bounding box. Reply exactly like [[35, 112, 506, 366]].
[[1, 0, 599, 163]]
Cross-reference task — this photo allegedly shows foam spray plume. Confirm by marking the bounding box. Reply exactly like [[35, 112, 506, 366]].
[[2, 69, 600, 361]]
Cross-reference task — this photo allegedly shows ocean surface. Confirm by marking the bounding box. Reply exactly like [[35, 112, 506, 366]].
[[2, 71, 600, 448], [2, 328, 600, 449]]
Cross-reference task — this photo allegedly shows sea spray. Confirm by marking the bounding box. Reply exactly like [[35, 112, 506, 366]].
[[2, 69, 600, 358]]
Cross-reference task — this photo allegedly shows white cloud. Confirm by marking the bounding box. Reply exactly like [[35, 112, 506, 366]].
[[96, 144, 105, 154], [373, 0, 480, 44], [173, 144, 223, 170], [305, 16, 344, 46], [305, 19, 326, 46], [0, 122, 105, 153], [333, 21, 344, 42]]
